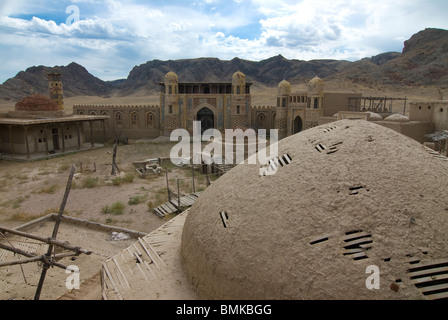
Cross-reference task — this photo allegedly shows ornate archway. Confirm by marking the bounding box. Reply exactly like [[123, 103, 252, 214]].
[[293, 116, 303, 134], [197, 107, 215, 134]]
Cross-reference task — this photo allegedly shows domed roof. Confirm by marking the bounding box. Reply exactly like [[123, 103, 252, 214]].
[[384, 114, 410, 122], [277, 79, 291, 96], [232, 71, 246, 85], [15, 94, 59, 112], [181, 119, 448, 300], [367, 112, 383, 121], [308, 76, 324, 95], [165, 71, 178, 83]]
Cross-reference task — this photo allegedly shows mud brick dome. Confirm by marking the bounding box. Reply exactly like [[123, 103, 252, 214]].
[[308, 75, 324, 96], [180, 119, 448, 300], [15, 94, 60, 112], [277, 79, 291, 96]]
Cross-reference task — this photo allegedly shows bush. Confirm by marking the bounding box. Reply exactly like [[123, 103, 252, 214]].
[[83, 177, 99, 189], [102, 201, 126, 215], [112, 173, 135, 186], [128, 195, 147, 205]]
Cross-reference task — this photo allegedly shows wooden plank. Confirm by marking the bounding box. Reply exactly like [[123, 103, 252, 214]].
[[424, 291, 448, 300], [342, 231, 372, 242], [343, 248, 365, 255], [112, 257, 131, 289], [102, 262, 124, 300], [142, 237, 167, 267], [138, 238, 161, 271], [409, 266, 448, 278], [411, 273, 448, 285], [420, 283, 448, 294], [134, 255, 153, 284], [154, 208, 165, 217]]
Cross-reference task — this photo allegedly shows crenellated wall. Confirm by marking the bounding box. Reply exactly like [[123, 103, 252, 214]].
[[73, 104, 161, 141]]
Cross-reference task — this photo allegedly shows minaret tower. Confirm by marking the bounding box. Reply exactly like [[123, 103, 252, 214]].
[[47, 70, 64, 110], [161, 71, 180, 135], [231, 71, 249, 129], [275, 79, 291, 139]]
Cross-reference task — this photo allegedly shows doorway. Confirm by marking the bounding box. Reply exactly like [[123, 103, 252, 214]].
[[197, 107, 215, 134], [52, 128, 60, 150], [293, 116, 303, 134]]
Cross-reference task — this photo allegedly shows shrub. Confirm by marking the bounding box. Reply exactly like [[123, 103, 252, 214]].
[[102, 201, 126, 215], [128, 195, 147, 205], [83, 177, 98, 189]]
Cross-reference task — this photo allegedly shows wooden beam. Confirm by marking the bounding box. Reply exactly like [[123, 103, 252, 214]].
[[34, 164, 77, 300], [0, 243, 68, 270], [0, 226, 90, 255]]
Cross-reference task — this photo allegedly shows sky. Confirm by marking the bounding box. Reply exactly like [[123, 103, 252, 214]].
[[0, 0, 447, 84]]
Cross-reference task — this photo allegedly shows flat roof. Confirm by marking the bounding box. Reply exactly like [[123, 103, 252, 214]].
[[0, 115, 109, 126]]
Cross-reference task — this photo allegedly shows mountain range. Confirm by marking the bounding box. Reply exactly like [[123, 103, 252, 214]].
[[0, 28, 447, 101]]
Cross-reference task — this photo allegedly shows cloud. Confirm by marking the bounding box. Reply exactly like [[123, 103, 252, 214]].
[[0, 0, 448, 83]]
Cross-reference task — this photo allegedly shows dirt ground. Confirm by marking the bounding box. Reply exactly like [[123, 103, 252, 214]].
[[0, 139, 215, 300]]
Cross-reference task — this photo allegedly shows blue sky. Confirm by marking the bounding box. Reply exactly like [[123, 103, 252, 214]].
[[0, 0, 448, 84]]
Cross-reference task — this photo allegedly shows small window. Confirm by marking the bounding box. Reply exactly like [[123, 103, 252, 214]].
[[38, 138, 42, 143], [441, 108, 444, 112], [428, 106, 431, 110], [418, 106, 422, 110], [169, 105, 173, 114], [131, 112, 139, 125], [236, 106, 241, 114]]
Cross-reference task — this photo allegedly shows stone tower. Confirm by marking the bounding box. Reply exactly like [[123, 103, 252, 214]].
[[47, 70, 64, 110], [161, 71, 180, 135], [275, 79, 291, 139], [307, 76, 324, 110], [231, 71, 250, 129]]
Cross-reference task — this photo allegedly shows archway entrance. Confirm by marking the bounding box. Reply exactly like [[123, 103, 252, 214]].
[[293, 116, 303, 134], [197, 107, 215, 134]]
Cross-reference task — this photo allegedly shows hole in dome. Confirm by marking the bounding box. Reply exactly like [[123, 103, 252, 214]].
[[220, 211, 229, 228]]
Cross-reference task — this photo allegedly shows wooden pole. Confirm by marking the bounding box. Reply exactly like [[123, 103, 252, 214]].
[[0, 252, 76, 268], [34, 164, 77, 300], [177, 179, 181, 211], [191, 165, 196, 193], [165, 170, 171, 202], [0, 226, 90, 255], [111, 144, 120, 176], [0, 243, 68, 270]]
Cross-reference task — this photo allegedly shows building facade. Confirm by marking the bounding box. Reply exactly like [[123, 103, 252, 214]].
[[75, 71, 361, 142]]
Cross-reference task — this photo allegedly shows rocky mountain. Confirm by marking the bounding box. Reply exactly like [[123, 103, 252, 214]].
[[326, 28, 448, 87], [0, 62, 117, 101], [1, 28, 447, 101]]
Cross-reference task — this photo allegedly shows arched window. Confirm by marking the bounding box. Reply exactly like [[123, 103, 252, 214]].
[[237, 86, 241, 94], [102, 111, 109, 116], [79, 111, 84, 115], [131, 112, 139, 125], [169, 105, 173, 114], [236, 106, 241, 114], [147, 112, 155, 128], [314, 98, 319, 109], [90, 111, 97, 116], [257, 113, 265, 129], [115, 112, 123, 125]]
